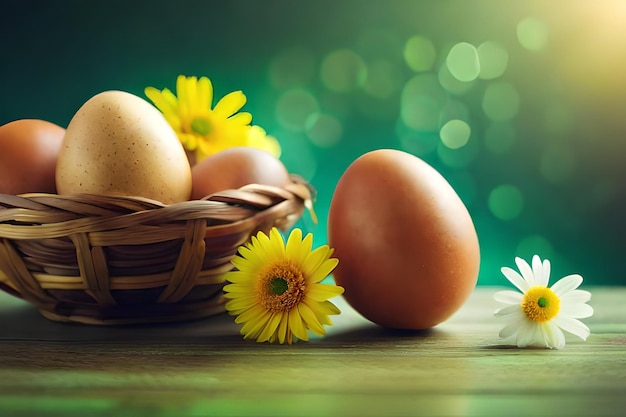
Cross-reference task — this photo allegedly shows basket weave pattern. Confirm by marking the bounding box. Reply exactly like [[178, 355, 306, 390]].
[[0, 180, 311, 324]]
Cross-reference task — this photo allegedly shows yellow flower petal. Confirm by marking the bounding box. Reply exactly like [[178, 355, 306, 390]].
[[308, 258, 340, 284], [288, 307, 309, 342], [247, 125, 282, 157], [222, 270, 254, 284], [144, 87, 175, 114], [236, 304, 267, 326], [277, 312, 289, 344], [197, 76, 213, 110], [267, 228, 287, 259], [252, 230, 275, 261], [306, 283, 345, 301], [241, 312, 270, 340], [224, 295, 257, 312], [322, 299, 342, 315], [302, 245, 332, 280], [298, 302, 326, 336], [223, 282, 253, 296], [285, 228, 308, 266], [229, 111, 253, 125], [257, 312, 283, 343], [308, 300, 334, 326], [214, 90, 247, 118]]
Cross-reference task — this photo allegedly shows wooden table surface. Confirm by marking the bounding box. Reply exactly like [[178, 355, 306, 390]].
[[0, 287, 624, 417]]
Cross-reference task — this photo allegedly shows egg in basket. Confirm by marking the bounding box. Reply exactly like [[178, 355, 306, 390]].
[[0, 85, 312, 325]]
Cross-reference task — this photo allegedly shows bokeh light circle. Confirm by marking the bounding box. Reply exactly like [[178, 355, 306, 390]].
[[275, 89, 320, 132], [320, 49, 367, 92], [517, 17, 548, 51], [517, 235, 554, 261], [438, 63, 474, 95], [488, 184, 524, 220], [404, 35, 437, 72], [400, 73, 447, 131], [440, 119, 471, 149], [446, 42, 480, 82], [397, 120, 439, 156], [439, 99, 470, 125], [477, 41, 508, 80], [305, 113, 343, 148], [363, 60, 403, 99], [436, 134, 479, 168], [482, 82, 520, 121]]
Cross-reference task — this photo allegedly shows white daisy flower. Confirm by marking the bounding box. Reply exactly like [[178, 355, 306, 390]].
[[494, 255, 594, 349]]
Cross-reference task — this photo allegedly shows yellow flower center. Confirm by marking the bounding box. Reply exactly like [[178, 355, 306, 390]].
[[257, 259, 306, 313], [521, 286, 561, 323], [190, 116, 212, 136]]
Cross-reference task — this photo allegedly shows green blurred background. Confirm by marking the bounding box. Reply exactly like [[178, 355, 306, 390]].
[[3, 0, 625, 286]]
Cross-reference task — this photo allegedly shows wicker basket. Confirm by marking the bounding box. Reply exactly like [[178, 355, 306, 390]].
[[0, 177, 313, 325]]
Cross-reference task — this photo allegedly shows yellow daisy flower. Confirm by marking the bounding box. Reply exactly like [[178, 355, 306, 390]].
[[223, 228, 344, 344], [247, 125, 281, 158], [144, 74, 252, 163]]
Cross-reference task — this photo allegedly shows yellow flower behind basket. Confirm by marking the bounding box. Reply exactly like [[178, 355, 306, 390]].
[[247, 125, 282, 158], [223, 228, 344, 344], [145, 74, 280, 163]]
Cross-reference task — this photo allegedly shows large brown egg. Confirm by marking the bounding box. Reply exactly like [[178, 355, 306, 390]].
[[328, 149, 480, 329], [0, 119, 65, 195], [191, 147, 291, 199]]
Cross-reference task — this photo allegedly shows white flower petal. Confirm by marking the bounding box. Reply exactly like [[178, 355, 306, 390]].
[[551, 274, 583, 297], [553, 315, 590, 341], [542, 259, 551, 286], [517, 320, 539, 347], [553, 324, 566, 349], [516, 256, 536, 287], [531, 255, 548, 287], [499, 317, 524, 339], [542, 322, 566, 349], [494, 290, 523, 305], [560, 302, 594, 319], [533, 257, 551, 287], [501, 267, 530, 293], [561, 289, 591, 304], [532, 323, 550, 347], [495, 304, 523, 318]]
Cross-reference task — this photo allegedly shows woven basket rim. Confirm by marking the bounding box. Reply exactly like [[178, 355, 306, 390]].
[[0, 177, 313, 325]]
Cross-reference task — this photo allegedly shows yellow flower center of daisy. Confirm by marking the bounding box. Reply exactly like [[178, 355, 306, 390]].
[[521, 286, 561, 323], [190, 116, 212, 136], [257, 259, 306, 313]]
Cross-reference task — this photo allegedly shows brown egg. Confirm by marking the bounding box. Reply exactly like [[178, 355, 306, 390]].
[[328, 149, 480, 330], [191, 147, 291, 199], [0, 119, 65, 195]]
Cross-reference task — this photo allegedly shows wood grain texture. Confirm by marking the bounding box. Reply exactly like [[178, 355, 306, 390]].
[[0, 287, 624, 417]]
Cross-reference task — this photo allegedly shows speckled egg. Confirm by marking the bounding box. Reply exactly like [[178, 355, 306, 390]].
[[55, 90, 191, 204]]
